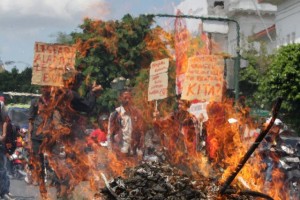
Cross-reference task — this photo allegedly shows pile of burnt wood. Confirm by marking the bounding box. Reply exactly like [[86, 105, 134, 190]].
[[99, 161, 256, 200]]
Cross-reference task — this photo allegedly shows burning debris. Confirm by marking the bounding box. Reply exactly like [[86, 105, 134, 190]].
[[99, 161, 262, 200], [96, 99, 288, 200]]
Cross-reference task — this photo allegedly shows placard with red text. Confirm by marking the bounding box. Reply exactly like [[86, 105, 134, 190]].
[[32, 42, 76, 86], [181, 55, 224, 102]]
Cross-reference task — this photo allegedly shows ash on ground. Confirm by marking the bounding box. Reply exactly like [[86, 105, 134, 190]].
[[99, 161, 255, 200]]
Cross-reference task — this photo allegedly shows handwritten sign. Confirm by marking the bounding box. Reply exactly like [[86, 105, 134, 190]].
[[149, 58, 169, 76], [32, 42, 76, 86], [188, 102, 209, 121], [148, 72, 168, 101], [181, 55, 224, 102], [148, 58, 169, 101]]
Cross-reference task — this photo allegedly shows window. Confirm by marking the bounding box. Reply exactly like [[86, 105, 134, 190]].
[[287, 34, 290, 44], [214, 1, 224, 8], [291, 32, 296, 43]]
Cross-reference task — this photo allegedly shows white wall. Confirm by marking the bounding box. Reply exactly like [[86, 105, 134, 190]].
[[226, 0, 276, 55], [276, 0, 300, 46]]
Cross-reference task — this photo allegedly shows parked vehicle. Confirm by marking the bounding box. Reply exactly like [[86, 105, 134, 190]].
[[7, 106, 29, 129], [262, 128, 300, 200], [275, 130, 300, 199], [9, 135, 28, 179], [5, 106, 30, 180]]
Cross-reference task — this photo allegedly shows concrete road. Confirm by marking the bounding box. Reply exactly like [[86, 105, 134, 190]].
[[7, 178, 56, 200], [8, 177, 101, 200]]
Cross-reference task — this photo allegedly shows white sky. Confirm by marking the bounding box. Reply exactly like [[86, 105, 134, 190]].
[[1, 0, 203, 72]]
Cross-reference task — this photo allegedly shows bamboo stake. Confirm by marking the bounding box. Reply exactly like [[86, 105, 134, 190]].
[[219, 98, 283, 195]]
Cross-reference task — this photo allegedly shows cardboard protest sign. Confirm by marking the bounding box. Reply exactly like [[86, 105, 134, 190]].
[[148, 73, 168, 101], [32, 42, 76, 87], [149, 58, 169, 76], [148, 58, 169, 101], [188, 102, 209, 121], [181, 55, 224, 102]]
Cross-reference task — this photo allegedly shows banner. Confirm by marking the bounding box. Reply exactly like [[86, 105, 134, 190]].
[[181, 55, 224, 102], [148, 58, 169, 101], [32, 42, 76, 86]]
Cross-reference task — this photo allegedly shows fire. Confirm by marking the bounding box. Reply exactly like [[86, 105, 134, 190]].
[[30, 83, 119, 198], [205, 100, 288, 199], [28, 16, 291, 200]]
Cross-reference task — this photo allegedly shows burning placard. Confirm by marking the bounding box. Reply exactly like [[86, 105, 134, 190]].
[[181, 55, 224, 102], [174, 10, 189, 95], [148, 58, 169, 101], [188, 102, 209, 121], [32, 42, 76, 87]]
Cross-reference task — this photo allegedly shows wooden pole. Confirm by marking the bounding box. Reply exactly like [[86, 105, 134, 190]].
[[220, 98, 283, 195]]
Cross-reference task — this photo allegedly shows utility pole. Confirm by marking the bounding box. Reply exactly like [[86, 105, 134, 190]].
[[154, 14, 241, 103]]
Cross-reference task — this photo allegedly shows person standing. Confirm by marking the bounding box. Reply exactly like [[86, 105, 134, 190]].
[[0, 114, 15, 200], [27, 73, 102, 199], [27, 86, 52, 198], [154, 97, 199, 157], [107, 90, 145, 156]]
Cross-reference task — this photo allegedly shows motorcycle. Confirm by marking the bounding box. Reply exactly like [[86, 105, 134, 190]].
[[9, 134, 28, 179]]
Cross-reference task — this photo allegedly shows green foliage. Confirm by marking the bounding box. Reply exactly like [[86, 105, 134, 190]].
[[239, 41, 300, 133], [0, 67, 39, 104], [52, 31, 74, 44], [239, 41, 272, 107], [72, 14, 155, 87], [96, 88, 119, 112], [71, 14, 174, 112], [257, 44, 300, 114]]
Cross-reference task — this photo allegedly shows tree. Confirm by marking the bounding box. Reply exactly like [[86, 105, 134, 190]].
[[52, 31, 73, 44], [0, 67, 39, 104], [239, 41, 273, 107], [253, 44, 300, 132], [256, 44, 300, 112], [71, 14, 173, 112]]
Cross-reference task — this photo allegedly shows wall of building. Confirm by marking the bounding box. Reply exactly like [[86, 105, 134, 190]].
[[276, 0, 300, 46], [225, 0, 276, 55]]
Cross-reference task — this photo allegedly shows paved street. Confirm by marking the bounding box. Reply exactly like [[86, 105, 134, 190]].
[[7, 178, 55, 200], [7, 178, 99, 200]]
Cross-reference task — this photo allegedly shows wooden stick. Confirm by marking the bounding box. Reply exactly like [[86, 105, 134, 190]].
[[219, 98, 283, 195], [100, 173, 120, 200]]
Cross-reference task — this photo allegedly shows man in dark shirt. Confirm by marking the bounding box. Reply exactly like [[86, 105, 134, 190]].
[[153, 97, 199, 158], [27, 86, 51, 198], [28, 73, 102, 199], [0, 114, 15, 200]]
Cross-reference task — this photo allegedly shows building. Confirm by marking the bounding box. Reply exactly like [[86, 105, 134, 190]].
[[259, 0, 300, 47], [175, 0, 277, 89], [0, 58, 5, 73]]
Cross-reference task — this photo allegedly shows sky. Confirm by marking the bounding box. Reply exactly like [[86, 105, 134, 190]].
[[0, 0, 207, 72]]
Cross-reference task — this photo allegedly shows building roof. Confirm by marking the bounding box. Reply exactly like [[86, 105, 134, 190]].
[[258, 0, 284, 5], [251, 24, 276, 40], [228, 1, 277, 15]]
